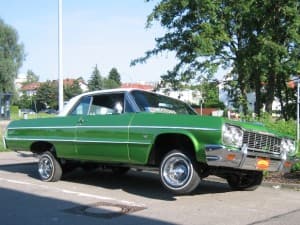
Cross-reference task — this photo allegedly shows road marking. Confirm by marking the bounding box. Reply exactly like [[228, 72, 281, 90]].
[[0, 178, 31, 185], [0, 176, 146, 208]]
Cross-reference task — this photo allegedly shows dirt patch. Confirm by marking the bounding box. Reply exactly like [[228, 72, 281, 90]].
[[264, 171, 300, 185]]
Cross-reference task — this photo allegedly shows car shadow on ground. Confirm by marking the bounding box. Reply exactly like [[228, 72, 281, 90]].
[[0, 186, 178, 225], [0, 163, 231, 201], [64, 168, 231, 199]]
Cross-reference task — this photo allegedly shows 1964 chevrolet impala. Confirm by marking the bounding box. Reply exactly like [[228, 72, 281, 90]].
[[3, 89, 297, 194]]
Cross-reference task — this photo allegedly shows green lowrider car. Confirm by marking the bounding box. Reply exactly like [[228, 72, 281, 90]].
[[3, 89, 297, 194]]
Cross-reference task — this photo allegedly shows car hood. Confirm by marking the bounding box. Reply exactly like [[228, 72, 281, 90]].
[[225, 119, 292, 139]]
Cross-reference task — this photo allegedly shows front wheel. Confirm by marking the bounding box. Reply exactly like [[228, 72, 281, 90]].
[[226, 171, 263, 191], [38, 151, 62, 182], [160, 150, 201, 195]]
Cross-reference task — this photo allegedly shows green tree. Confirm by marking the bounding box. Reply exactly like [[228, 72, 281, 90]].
[[102, 78, 119, 89], [36, 81, 58, 110], [133, 0, 300, 118], [201, 81, 224, 108], [25, 70, 39, 84], [242, 0, 300, 119], [88, 65, 103, 91], [108, 67, 121, 86], [15, 94, 33, 110], [64, 79, 82, 100], [0, 18, 25, 93]]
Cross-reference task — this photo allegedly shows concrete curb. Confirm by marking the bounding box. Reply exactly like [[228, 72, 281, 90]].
[[261, 181, 300, 191], [206, 175, 300, 191]]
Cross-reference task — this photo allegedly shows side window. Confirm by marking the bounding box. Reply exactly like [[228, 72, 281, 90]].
[[89, 93, 125, 115], [70, 96, 92, 115]]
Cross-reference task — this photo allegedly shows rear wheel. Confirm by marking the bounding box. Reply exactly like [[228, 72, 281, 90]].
[[226, 171, 263, 191], [38, 151, 62, 182], [160, 150, 200, 195]]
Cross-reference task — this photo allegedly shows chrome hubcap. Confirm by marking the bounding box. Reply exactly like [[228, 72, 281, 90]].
[[38, 156, 53, 180], [162, 155, 191, 188]]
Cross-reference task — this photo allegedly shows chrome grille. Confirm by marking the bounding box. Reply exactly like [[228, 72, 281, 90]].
[[243, 131, 282, 155]]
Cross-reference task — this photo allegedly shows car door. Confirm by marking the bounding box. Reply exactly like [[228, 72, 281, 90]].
[[74, 92, 134, 162]]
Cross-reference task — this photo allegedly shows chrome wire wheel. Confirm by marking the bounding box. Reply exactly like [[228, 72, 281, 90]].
[[162, 154, 191, 188], [160, 150, 200, 194], [38, 155, 54, 181], [38, 151, 62, 182]]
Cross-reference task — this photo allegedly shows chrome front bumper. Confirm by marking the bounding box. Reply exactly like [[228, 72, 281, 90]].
[[205, 144, 295, 173]]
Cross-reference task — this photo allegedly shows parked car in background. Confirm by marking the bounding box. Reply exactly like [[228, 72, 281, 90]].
[[20, 108, 36, 115], [4, 89, 297, 194]]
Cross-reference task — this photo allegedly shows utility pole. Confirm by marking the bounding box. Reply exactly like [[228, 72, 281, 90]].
[[58, 0, 64, 113]]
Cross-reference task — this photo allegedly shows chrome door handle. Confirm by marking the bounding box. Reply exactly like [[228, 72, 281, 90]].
[[78, 118, 84, 124]]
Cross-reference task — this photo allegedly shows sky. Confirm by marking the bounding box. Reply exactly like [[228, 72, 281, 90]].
[[0, 0, 177, 83]]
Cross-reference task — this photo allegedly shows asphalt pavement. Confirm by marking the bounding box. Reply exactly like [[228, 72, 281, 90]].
[[1, 151, 300, 225]]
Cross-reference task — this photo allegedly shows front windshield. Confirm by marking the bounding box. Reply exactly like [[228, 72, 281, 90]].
[[131, 90, 196, 115]]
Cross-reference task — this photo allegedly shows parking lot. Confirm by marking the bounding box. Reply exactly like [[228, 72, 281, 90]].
[[0, 152, 300, 225]]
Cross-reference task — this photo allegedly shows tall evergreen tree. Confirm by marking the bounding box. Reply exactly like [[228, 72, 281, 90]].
[[88, 65, 103, 91], [25, 70, 39, 84], [64, 79, 82, 100], [108, 67, 121, 86], [102, 78, 119, 89]]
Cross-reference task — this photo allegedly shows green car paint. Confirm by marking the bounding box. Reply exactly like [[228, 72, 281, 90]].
[[5, 112, 223, 164]]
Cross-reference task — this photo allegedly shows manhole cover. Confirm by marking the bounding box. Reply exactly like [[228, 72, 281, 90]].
[[85, 205, 121, 214], [65, 202, 146, 219]]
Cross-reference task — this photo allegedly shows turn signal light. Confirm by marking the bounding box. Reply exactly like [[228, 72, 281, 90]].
[[226, 154, 236, 161], [284, 161, 292, 168], [256, 158, 270, 170]]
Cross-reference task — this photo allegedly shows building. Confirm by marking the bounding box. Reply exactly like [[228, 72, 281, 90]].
[[63, 78, 88, 92], [19, 82, 40, 97], [157, 88, 202, 106], [121, 82, 155, 91], [218, 78, 296, 116], [17, 78, 89, 97], [15, 73, 27, 92]]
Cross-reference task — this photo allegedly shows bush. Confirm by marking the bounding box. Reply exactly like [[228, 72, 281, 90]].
[[10, 105, 19, 115], [259, 113, 296, 137], [292, 162, 300, 172]]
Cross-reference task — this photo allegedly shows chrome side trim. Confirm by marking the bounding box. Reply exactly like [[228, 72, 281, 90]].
[[8, 125, 220, 131], [5, 137, 151, 145]]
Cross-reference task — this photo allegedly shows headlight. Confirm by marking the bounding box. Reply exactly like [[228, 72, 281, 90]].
[[280, 138, 296, 155], [222, 124, 244, 147]]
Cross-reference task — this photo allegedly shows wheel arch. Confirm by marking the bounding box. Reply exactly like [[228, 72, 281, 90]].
[[30, 141, 56, 156], [148, 132, 201, 166]]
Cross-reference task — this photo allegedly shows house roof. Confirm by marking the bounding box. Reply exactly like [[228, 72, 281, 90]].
[[121, 83, 154, 91], [63, 78, 86, 86], [20, 82, 40, 91], [287, 80, 296, 89], [20, 79, 87, 91]]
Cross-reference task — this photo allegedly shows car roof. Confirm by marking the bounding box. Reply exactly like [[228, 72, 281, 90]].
[[76, 88, 142, 97], [58, 88, 148, 116]]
